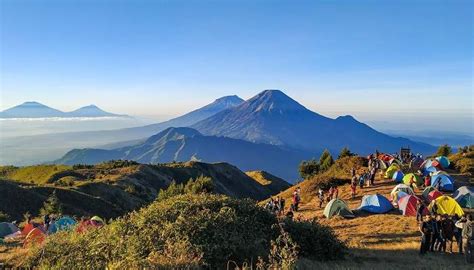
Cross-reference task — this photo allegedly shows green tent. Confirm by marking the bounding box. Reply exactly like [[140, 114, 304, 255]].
[[422, 186, 436, 200], [324, 198, 354, 219], [403, 173, 423, 188], [453, 186, 474, 209]]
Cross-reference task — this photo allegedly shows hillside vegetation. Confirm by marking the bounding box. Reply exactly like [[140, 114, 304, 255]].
[[0, 161, 289, 220], [23, 193, 345, 269]]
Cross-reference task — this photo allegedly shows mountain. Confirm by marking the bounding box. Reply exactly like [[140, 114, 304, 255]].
[[66, 105, 126, 117], [192, 90, 436, 155], [0, 96, 244, 166], [0, 101, 125, 118], [55, 127, 312, 181], [0, 101, 66, 118], [0, 161, 290, 220]]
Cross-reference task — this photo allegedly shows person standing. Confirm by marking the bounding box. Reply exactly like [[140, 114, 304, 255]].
[[453, 214, 463, 254], [318, 188, 324, 208], [416, 201, 426, 223], [351, 175, 357, 199], [334, 186, 339, 199], [351, 167, 356, 178], [456, 214, 474, 263], [420, 215, 432, 255], [430, 214, 440, 252]]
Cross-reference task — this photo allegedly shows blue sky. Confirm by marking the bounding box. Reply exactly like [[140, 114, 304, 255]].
[[1, 0, 472, 133]]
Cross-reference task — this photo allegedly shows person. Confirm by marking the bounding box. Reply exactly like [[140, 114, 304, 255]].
[[416, 201, 426, 223], [279, 197, 285, 215], [424, 175, 431, 187], [318, 188, 324, 208], [351, 175, 357, 199], [420, 215, 432, 255], [437, 215, 447, 252], [456, 214, 473, 263], [328, 186, 334, 200], [430, 214, 440, 252], [453, 214, 463, 254], [359, 173, 365, 189], [370, 167, 376, 186], [351, 167, 356, 178], [43, 214, 50, 231], [292, 189, 300, 212], [285, 210, 294, 220], [333, 186, 339, 199], [441, 215, 455, 253]]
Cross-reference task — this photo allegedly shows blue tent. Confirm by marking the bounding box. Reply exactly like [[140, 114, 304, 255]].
[[436, 156, 450, 169], [422, 166, 438, 176], [359, 194, 393, 214], [431, 174, 454, 192], [392, 171, 404, 183], [55, 216, 76, 232]]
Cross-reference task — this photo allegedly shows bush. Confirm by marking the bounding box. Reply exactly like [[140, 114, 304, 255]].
[[157, 175, 213, 201], [39, 191, 63, 216], [436, 144, 452, 157], [24, 194, 345, 268], [338, 147, 355, 159], [0, 211, 10, 222], [319, 150, 334, 172], [298, 159, 319, 179]]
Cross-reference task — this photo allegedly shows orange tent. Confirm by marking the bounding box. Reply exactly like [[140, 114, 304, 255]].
[[23, 228, 46, 248]]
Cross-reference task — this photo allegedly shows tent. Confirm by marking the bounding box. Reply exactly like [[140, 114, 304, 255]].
[[433, 171, 449, 176], [398, 195, 428, 216], [385, 164, 400, 179], [422, 186, 436, 200], [389, 159, 402, 166], [436, 156, 450, 169], [359, 194, 393, 214], [453, 186, 474, 208], [402, 173, 422, 188], [90, 216, 104, 226], [431, 174, 454, 192], [378, 154, 394, 162], [431, 159, 442, 170], [427, 190, 443, 202], [323, 199, 355, 219], [429, 196, 464, 216], [55, 216, 76, 231], [390, 184, 415, 200], [392, 171, 404, 183], [23, 228, 46, 248], [410, 157, 424, 170], [0, 222, 19, 238], [374, 159, 387, 170], [422, 166, 438, 177], [393, 191, 409, 203], [21, 223, 35, 236]]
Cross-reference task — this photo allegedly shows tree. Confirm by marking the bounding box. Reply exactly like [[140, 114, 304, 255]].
[[319, 150, 334, 172], [184, 175, 214, 194], [40, 191, 63, 216], [338, 147, 355, 159], [436, 144, 452, 157], [298, 159, 319, 179]]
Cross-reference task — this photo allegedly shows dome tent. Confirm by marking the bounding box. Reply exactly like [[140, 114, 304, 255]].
[[394, 191, 409, 203], [398, 195, 428, 216], [390, 184, 415, 200], [23, 227, 46, 248], [427, 190, 443, 203], [436, 156, 450, 169], [55, 216, 76, 231], [402, 173, 422, 188], [429, 196, 464, 216], [422, 186, 436, 200], [359, 194, 393, 214], [0, 222, 19, 238], [422, 166, 438, 177], [392, 171, 404, 183], [385, 164, 400, 179], [323, 199, 354, 219], [410, 157, 424, 170], [431, 174, 454, 192], [453, 186, 474, 208]]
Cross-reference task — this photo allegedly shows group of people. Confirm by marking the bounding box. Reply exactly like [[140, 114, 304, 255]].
[[264, 196, 285, 215], [419, 213, 473, 262], [317, 186, 340, 208]]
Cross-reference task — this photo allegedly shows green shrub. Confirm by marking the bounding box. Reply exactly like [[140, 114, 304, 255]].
[[39, 191, 63, 216], [436, 144, 452, 157], [298, 159, 320, 179], [0, 211, 10, 222], [24, 194, 345, 269]]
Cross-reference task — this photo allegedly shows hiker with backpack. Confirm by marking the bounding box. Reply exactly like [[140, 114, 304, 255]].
[[351, 175, 357, 199], [359, 173, 366, 189]]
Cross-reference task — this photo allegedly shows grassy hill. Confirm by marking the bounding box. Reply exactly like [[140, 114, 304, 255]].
[[269, 156, 473, 268], [246, 170, 292, 193], [0, 161, 290, 221]]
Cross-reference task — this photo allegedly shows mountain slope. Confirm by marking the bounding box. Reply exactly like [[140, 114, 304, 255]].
[[0, 101, 66, 118], [192, 90, 435, 155], [55, 127, 311, 181], [66, 105, 125, 117], [0, 160, 290, 220]]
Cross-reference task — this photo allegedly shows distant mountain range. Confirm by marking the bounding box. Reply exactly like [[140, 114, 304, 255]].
[[0, 101, 126, 118], [55, 127, 312, 181], [192, 90, 435, 154], [54, 90, 435, 182]]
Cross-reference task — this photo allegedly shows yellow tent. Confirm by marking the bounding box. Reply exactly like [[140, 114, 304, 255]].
[[384, 164, 400, 179], [402, 173, 422, 189], [429, 195, 464, 216]]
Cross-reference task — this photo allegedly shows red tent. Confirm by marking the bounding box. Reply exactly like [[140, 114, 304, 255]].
[[398, 195, 428, 216], [427, 190, 443, 202]]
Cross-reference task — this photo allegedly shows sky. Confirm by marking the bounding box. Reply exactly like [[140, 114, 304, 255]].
[[0, 0, 472, 134]]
